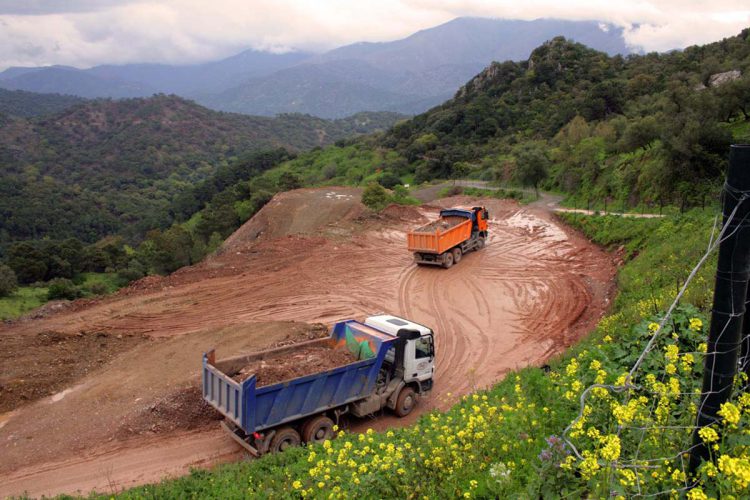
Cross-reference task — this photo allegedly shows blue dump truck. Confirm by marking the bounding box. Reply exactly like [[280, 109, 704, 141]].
[[202, 315, 435, 455]]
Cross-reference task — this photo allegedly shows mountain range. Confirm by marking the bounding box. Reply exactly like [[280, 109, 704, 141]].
[[0, 18, 635, 118]]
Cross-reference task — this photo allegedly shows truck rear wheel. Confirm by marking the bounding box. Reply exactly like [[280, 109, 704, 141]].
[[302, 415, 334, 444], [269, 427, 301, 452], [394, 387, 416, 417], [452, 247, 462, 264], [442, 252, 454, 269]]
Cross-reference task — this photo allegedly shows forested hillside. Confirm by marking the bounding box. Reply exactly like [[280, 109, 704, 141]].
[[381, 29, 750, 206], [0, 95, 402, 249], [0, 88, 85, 117]]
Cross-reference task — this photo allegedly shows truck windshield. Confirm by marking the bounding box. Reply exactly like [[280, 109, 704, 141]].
[[415, 335, 433, 359]]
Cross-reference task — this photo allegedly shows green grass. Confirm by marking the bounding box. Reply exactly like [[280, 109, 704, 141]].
[[0, 272, 123, 321], [0, 285, 48, 320], [77, 272, 123, 294], [437, 185, 533, 203]]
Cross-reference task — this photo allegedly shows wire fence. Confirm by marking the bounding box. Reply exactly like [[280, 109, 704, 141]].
[[559, 188, 750, 497]]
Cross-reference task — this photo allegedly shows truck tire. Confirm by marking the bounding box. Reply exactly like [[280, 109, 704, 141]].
[[452, 247, 462, 264], [394, 387, 416, 417], [476, 236, 486, 250], [302, 415, 334, 444], [442, 252, 454, 269], [269, 427, 301, 452]]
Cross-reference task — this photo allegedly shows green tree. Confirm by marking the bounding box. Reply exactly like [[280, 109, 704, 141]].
[[6, 242, 47, 284], [513, 143, 551, 197], [196, 197, 240, 241], [277, 171, 302, 191], [0, 264, 18, 297]]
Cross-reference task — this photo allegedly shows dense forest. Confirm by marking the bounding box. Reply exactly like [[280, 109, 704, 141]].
[[0, 88, 85, 117], [0, 95, 402, 248]]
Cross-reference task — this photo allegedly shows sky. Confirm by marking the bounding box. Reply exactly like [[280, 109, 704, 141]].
[[0, 0, 748, 70]]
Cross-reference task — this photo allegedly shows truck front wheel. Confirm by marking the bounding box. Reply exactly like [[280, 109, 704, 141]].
[[302, 415, 334, 444], [394, 387, 416, 417], [270, 427, 301, 452]]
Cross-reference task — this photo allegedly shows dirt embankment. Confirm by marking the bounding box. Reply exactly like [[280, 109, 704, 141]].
[[0, 188, 616, 499]]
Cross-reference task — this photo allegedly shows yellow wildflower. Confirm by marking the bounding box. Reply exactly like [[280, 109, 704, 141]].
[[579, 452, 600, 479], [599, 434, 621, 461], [618, 469, 636, 487], [698, 426, 719, 443], [566, 358, 579, 376], [718, 455, 750, 489], [686, 488, 708, 500], [718, 402, 741, 427], [664, 344, 679, 362]]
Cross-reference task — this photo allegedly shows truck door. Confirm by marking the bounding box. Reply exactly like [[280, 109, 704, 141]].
[[404, 334, 434, 383]]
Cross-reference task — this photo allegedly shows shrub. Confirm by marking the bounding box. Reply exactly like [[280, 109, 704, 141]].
[[378, 171, 402, 189], [87, 282, 108, 295], [0, 264, 18, 297], [361, 183, 390, 211], [118, 259, 147, 283], [46, 278, 81, 301]]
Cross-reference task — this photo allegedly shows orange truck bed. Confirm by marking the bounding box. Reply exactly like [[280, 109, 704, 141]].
[[407, 216, 472, 254]]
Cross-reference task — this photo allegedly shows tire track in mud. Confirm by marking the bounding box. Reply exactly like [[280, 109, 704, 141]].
[[0, 196, 616, 498], [395, 205, 615, 405]]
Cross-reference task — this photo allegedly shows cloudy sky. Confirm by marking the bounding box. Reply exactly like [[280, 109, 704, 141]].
[[0, 0, 748, 70]]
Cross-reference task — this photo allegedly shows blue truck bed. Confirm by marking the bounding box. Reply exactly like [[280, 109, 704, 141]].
[[202, 320, 397, 434]]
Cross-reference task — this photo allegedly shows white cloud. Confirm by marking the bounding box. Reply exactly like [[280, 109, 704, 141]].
[[0, 0, 747, 70]]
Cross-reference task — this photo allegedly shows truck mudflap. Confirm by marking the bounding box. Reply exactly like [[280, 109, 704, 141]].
[[221, 420, 261, 456]]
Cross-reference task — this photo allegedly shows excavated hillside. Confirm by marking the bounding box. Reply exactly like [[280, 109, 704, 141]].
[[0, 187, 615, 498]]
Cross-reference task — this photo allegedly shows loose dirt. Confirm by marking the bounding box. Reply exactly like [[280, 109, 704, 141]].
[[232, 345, 357, 386], [0, 187, 617, 499], [0, 330, 146, 413], [414, 215, 466, 232], [115, 386, 222, 439]]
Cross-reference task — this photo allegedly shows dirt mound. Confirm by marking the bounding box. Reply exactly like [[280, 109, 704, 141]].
[[0, 330, 147, 413], [116, 386, 222, 439], [17, 300, 73, 320], [222, 187, 364, 251], [233, 345, 357, 386], [381, 204, 426, 222]]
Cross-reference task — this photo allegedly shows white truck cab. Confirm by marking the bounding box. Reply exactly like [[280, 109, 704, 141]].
[[365, 315, 435, 385]]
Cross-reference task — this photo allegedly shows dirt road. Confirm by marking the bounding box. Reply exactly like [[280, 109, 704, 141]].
[[0, 188, 615, 498]]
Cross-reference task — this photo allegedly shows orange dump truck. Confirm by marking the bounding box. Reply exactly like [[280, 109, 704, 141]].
[[407, 206, 489, 268]]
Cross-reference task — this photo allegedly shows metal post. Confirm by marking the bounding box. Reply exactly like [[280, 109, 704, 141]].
[[690, 144, 750, 473], [741, 285, 750, 385]]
